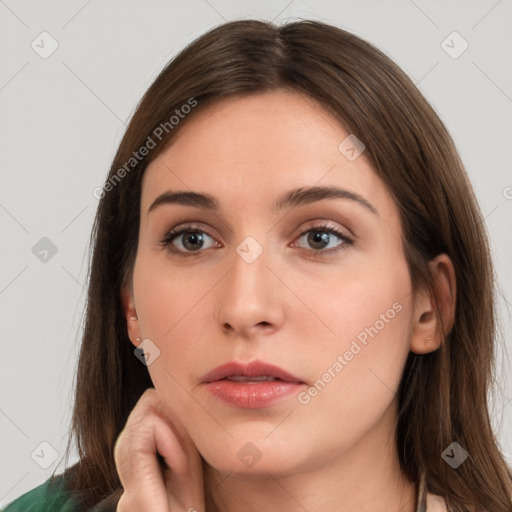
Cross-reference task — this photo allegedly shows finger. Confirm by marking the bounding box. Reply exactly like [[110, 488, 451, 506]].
[[114, 389, 203, 511], [152, 389, 200, 456], [114, 413, 171, 511], [150, 393, 205, 510]]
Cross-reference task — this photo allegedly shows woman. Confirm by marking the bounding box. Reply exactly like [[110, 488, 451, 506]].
[[3, 18, 511, 512]]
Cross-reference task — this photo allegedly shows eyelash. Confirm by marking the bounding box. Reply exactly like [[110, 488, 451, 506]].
[[158, 222, 354, 257]]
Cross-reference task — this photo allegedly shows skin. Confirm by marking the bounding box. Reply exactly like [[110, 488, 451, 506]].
[[119, 90, 456, 511]]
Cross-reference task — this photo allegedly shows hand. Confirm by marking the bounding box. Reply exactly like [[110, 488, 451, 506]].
[[114, 388, 205, 512]]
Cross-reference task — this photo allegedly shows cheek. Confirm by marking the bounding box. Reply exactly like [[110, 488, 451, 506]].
[[287, 297, 413, 463], [296, 286, 412, 408], [289, 248, 413, 358], [132, 253, 218, 397], [290, 254, 414, 416], [133, 251, 217, 341]]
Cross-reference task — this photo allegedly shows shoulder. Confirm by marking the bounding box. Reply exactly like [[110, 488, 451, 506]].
[[2, 473, 79, 512], [425, 491, 492, 512], [425, 491, 449, 511]]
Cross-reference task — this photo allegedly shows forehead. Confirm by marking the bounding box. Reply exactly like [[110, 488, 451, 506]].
[[141, 91, 397, 222]]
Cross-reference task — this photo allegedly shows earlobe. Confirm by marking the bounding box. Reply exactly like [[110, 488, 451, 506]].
[[409, 254, 457, 355], [121, 286, 141, 348]]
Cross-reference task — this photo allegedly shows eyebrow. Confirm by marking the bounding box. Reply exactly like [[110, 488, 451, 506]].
[[148, 185, 378, 216]]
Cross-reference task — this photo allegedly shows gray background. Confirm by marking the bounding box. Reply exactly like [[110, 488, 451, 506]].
[[1, 0, 511, 506]]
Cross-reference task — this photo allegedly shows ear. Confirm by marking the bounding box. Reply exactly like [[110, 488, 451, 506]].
[[410, 253, 457, 355], [121, 284, 142, 348]]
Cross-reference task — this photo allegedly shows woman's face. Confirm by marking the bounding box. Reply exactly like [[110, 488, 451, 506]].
[[128, 90, 419, 476]]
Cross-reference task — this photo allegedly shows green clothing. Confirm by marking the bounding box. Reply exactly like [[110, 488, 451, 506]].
[[2, 474, 78, 512], [1, 472, 122, 512]]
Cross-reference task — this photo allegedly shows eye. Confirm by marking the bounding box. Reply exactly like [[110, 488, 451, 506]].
[[292, 223, 353, 255], [159, 222, 354, 257], [159, 224, 219, 256]]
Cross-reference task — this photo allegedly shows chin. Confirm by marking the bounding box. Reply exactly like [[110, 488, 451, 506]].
[[198, 434, 306, 478]]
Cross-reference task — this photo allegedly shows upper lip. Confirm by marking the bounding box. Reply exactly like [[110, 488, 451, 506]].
[[201, 360, 304, 384]]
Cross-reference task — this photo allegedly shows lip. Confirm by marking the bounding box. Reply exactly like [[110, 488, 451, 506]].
[[201, 360, 305, 409], [201, 360, 304, 384]]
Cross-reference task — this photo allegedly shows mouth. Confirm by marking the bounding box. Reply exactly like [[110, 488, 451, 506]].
[[201, 360, 304, 384], [201, 360, 305, 408], [224, 376, 283, 382]]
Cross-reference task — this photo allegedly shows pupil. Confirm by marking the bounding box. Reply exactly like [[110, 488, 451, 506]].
[[184, 232, 203, 250], [309, 231, 329, 250]]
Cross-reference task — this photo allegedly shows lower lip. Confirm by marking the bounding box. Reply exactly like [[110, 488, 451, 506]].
[[203, 379, 304, 408]]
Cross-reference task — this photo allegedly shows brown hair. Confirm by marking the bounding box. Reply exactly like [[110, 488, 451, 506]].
[[57, 19, 511, 511]]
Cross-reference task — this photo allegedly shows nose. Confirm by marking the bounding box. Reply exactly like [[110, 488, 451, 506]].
[[216, 241, 285, 339]]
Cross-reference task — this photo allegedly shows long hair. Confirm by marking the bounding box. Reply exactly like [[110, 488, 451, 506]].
[[58, 19, 512, 511]]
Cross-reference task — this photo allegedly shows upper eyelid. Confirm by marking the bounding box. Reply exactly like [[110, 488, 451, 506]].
[[164, 220, 348, 237]]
